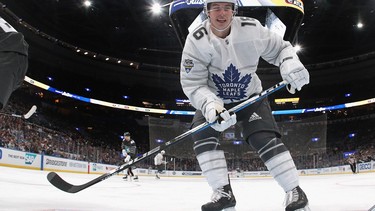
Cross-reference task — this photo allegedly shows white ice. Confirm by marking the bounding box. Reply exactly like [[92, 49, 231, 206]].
[[0, 166, 374, 211]]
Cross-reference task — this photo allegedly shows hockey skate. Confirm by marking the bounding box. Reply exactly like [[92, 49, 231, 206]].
[[133, 175, 139, 182], [122, 175, 128, 180], [201, 184, 236, 211], [284, 186, 310, 211], [155, 174, 160, 179]]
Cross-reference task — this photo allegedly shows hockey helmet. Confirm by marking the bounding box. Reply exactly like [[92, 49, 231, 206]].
[[161, 150, 165, 155], [124, 132, 131, 136], [204, 0, 238, 13]]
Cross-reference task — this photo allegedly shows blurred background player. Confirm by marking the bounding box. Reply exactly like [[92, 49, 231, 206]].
[[121, 132, 138, 181], [347, 154, 357, 174], [0, 16, 28, 110], [180, 0, 310, 210], [154, 150, 167, 179]]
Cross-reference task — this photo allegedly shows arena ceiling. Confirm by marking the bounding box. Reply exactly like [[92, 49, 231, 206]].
[[1, 0, 375, 105]]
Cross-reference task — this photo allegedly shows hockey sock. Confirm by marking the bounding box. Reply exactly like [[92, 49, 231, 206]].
[[194, 137, 229, 190], [247, 132, 299, 192], [265, 151, 299, 192], [128, 168, 134, 177]]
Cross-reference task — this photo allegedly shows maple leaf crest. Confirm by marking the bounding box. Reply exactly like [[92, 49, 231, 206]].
[[212, 64, 252, 102]]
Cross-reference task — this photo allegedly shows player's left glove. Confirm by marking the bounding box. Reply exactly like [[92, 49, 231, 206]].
[[211, 110, 237, 132], [203, 100, 237, 132], [280, 58, 310, 94], [124, 155, 131, 163]]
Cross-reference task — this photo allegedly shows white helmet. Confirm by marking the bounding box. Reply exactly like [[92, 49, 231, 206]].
[[204, 0, 238, 12], [161, 150, 165, 155]]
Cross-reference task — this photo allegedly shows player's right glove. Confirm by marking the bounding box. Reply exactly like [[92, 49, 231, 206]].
[[203, 100, 236, 132], [280, 58, 310, 94]]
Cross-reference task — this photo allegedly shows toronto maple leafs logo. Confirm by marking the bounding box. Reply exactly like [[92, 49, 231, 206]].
[[183, 59, 194, 73], [212, 64, 252, 102]]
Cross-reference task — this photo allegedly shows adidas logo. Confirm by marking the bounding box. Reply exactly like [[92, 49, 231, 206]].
[[248, 112, 262, 122]]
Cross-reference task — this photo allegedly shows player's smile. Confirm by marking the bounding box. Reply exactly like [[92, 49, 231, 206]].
[[216, 17, 227, 24]]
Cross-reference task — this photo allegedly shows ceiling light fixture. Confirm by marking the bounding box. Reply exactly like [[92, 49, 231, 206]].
[[294, 44, 301, 52], [150, 2, 172, 14], [151, 3, 162, 14], [83, 0, 92, 7]]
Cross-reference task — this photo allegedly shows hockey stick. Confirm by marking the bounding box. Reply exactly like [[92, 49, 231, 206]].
[[11, 105, 37, 119], [47, 80, 288, 193]]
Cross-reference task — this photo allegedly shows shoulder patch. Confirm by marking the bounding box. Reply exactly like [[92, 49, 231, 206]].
[[183, 59, 194, 73]]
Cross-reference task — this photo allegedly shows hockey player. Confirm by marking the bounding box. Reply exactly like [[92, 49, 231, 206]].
[[154, 150, 167, 179], [121, 132, 138, 181], [180, 0, 310, 210], [347, 155, 357, 174], [0, 16, 28, 110]]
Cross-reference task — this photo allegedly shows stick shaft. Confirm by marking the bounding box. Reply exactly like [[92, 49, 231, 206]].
[[47, 81, 287, 193]]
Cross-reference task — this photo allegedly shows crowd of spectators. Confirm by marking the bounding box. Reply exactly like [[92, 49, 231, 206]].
[[2, 107, 375, 171], [0, 112, 122, 165]]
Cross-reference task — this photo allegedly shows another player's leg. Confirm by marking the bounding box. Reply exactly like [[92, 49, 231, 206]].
[[133, 173, 139, 181], [126, 167, 135, 181], [349, 164, 354, 173], [122, 173, 128, 180], [126, 168, 131, 181], [155, 165, 161, 179], [128, 167, 134, 177], [128, 167, 139, 181], [192, 110, 236, 211]]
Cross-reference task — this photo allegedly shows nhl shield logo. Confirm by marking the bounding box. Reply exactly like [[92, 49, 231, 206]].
[[183, 59, 194, 73]]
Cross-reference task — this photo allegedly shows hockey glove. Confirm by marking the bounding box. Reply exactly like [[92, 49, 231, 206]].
[[203, 101, 237, 132], [122, 149, 128, 157], [124, 155, 131, 163], [280, 58, 310, 94]]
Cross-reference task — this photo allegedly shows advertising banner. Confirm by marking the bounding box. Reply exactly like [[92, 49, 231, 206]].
[[89, 162, 117, 174], [43, 155, 88, 173], [0, 147, 40, 170]]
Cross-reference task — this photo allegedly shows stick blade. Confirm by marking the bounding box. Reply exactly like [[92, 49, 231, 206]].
[[47, 171, 113, 193], [23, 105, 37, 119], [47, 172, 81, 193]]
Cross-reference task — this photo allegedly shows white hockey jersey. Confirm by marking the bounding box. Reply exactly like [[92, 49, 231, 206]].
[[180, 16, 299, 112], [154, 153, 165, 166]]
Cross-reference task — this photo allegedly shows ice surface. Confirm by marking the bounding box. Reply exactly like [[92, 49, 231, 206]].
[[0, 166, 374, 211]]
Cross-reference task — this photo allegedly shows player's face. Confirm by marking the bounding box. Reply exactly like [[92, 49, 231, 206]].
[[207, 3, 234, 31], [124, 136, 130, 141]]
